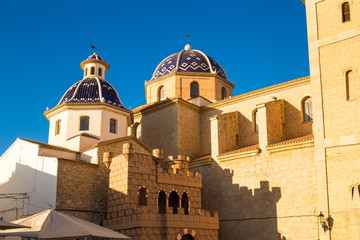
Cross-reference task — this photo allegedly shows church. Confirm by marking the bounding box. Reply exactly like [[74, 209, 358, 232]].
[[0, 0, 360, 239]]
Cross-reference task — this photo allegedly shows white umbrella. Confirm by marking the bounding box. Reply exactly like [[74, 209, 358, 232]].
[[0, 209, 129, 239], [0, 220, 28, 230]]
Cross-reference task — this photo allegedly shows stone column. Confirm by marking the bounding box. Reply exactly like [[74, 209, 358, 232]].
[[209, 115, 219, 160], [256, 103, 268, 151]]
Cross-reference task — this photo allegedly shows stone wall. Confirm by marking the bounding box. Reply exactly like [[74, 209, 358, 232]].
[[192, 144, 318, 240], [56, 159, 109, 224], [326, 144, 360, 239]]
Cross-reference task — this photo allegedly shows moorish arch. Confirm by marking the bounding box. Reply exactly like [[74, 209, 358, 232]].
[[176, 229, 198, 240]]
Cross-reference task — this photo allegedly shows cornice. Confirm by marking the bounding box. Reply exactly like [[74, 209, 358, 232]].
[[266, 135, 314, 153], [44, 103, 131, 120], [145, 72, 234, 88], [189, 155, 212, 168], [218, 145, 260, 163], [201, 76, 310, 111]]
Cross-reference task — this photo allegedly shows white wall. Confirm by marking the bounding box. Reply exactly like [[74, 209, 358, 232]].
[[0, 139, 58, 221]]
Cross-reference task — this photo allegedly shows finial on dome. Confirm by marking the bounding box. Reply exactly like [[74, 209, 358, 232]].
[[185, 33, 191, 51], [90, 42, 100, 53]]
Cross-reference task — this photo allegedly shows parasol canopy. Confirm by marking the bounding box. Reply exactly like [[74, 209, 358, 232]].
[[0, 209, 129, 239]]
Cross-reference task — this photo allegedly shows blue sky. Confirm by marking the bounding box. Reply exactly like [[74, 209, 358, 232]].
[[0, 0, 309, 154]]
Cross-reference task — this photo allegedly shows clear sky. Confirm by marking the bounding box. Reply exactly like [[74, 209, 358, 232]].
[[0, 0, 309, 154]]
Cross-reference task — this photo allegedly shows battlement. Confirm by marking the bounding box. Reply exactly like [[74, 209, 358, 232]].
[[158, 155, 202, 188]]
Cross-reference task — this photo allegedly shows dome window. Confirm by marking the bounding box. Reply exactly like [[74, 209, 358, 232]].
[[190, 82, 199, 98], [80, 116, 90, 131], [98, 68, 102, 77], [222, 87, 227, 100], [55, 119, 61, 135], [90, 67, 95, 75], [110, 119, 117, 134], [158, 86, 165, 101]]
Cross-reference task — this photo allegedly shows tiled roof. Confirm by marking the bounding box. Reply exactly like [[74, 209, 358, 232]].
[[58, 78, 125, 109], [18, 138, 79, 153], [268, 134, 314, 148], [151, 49, 228, 81], [219, 144, 260, 156]]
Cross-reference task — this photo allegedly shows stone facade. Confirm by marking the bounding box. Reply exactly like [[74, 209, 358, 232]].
[[103, 143, 218, 240]]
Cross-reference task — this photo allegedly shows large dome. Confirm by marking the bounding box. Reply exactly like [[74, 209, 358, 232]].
[[58, 77, 125, 109], [151, 45, 228, 81]]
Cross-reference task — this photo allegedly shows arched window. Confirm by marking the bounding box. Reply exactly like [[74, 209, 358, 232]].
[[181, 192, 189, 215], [158, 190, 166, 214], [80, 116, 89, 130], [190, 82, 199, 98], [342, 2, 351, 22], [135, 123, 141, 139], [253, 109, 259, 132], [358, 185, 360, 197], [91, 67, 95, 75], [85, 68, 88, 76], [110, 119, 117, 134], [98, 68, 102, 77], [221, 87, 227, 100], [345, 70, 358, 100], [169, 191, 179, 214], [55, 119, 61, 135], [158, 86, 165, 101], [302, 97, 313, 122], [139, 187, 147, 206]]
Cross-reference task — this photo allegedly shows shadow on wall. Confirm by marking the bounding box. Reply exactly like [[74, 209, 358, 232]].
[[0, 162, 57, 220], [283, 100, 313, 139], [194, 160, 287, 240]]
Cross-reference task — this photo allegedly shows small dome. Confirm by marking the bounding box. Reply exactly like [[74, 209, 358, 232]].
[[87, 52, 103, 61], [80, 52, 110, 71], [58, 78, 125, 109], [151, 47, 228, 81]]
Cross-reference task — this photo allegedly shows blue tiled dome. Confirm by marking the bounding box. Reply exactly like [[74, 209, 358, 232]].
[[58, 78, 126, 109], [151, 47, 228, 81]]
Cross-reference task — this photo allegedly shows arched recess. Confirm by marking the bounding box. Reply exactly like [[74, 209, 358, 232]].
[[252, 109, 259, 132], [190, 82, 199, 98], [301, 96, 313, 122], [345, 70, 358, 100], [55, 119, 61, 135], [158, 190, 166, 214], [181, 192, 189, 215], [131, 122, 141, 139], [169, 191, 179, 214], [342, 2, 351, 22], [176, 229, 198, 240], [221, 87, 227, 100], [158, 85, 165, 101]]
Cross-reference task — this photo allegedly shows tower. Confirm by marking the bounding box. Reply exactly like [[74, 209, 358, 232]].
[[305, 0, 360, 239], [44, 53, 131, 152]]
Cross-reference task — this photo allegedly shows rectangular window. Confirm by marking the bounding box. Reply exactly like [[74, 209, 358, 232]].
[[110, 119, 117, 133], [80, 116, 89, 130]]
